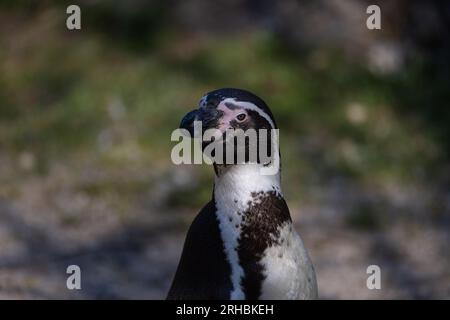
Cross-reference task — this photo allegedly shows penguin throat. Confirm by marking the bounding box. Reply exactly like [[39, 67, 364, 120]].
[[213, 163, 282, 208], [212, 163, 283, 300]]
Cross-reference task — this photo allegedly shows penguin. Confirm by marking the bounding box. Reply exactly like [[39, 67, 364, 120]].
[[167, 88, 318, 300]]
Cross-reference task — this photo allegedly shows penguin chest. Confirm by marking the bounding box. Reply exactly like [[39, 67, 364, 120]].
[[258, 223, 318, 300], [215, 189, 317, 300]]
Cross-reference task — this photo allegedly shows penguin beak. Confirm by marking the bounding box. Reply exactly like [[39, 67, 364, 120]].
[[179, 109, 199, 136], [180, 107, 223, 137]]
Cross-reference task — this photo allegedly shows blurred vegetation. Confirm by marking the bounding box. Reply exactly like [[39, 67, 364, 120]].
[[0, 0, 448, 208]]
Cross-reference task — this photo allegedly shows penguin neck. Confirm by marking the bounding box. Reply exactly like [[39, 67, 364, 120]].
[[212, 163, 284, 300], [213, 163, 282, 215]]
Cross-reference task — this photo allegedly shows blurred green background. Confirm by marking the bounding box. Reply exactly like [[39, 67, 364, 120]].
[[0, 0, 449, 299]]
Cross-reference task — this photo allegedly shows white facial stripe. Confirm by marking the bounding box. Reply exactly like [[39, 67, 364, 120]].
[[200, 96, 275, 129], [221, 98, 276, 129]]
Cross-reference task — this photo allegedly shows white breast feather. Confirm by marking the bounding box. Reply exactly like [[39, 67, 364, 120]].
[[214, 164, 280, 299], [259, 223, 318, 299], [214, 164, 317, 300]]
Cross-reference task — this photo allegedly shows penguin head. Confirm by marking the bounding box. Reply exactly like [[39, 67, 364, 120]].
[[180, 88, 278, 166], [180, 88, 277, 135]]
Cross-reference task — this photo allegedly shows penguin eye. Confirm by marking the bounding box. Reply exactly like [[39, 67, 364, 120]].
[[236, 113, 247, 122]]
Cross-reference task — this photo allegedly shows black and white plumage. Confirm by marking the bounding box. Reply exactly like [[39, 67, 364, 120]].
[[167, 88, 318, 300]]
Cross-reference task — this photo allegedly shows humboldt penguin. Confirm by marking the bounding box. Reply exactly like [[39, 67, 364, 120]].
[[167, 88, 317, 300]]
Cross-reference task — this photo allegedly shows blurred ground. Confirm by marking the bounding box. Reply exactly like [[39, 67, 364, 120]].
[[0, 1, 449, 299], [0, 162, 449, 299]]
